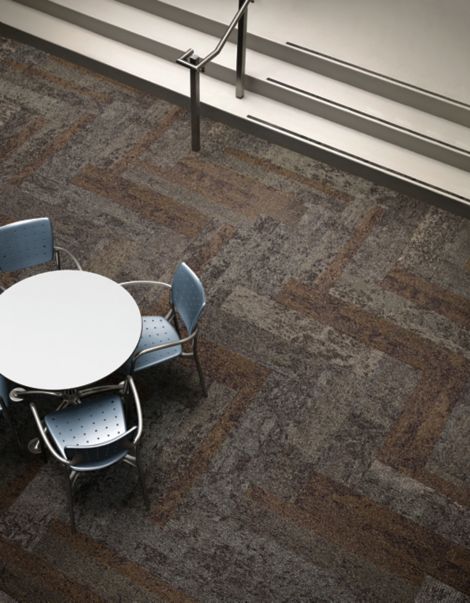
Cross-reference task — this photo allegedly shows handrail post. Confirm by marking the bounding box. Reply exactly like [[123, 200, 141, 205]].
[[177, 0, 253, 151], [236, 0, 248, 98], [189, 54, 201, 152]]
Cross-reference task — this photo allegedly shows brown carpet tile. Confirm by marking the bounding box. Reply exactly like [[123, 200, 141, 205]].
[[0, 34, 470, 602]]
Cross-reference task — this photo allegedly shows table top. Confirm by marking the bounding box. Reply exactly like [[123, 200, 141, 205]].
[[0, 270, 142, 390]]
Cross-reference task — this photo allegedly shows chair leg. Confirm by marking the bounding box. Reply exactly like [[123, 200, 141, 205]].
[[134, 447, 150, 510], [193, 346, 207, 397], [64, 469, 76, 533]]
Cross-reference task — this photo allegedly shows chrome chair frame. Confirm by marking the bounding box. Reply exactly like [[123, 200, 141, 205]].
[[121, 272, 207, 396], [9, 386, 65, 456], [54, 245, 82, 271], [21, 376, 148, 532]]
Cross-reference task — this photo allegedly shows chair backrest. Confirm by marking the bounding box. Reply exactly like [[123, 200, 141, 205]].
[[171, 262, 206, 334], [0, 218, 54, 272], [64, 426, 137, 467]]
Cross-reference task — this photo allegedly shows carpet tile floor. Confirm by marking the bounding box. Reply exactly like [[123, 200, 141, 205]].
[[0, 34, 469, 602]]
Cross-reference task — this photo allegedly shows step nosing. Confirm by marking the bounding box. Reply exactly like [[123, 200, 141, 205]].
[[246, 114, 470, 205], [285, 42, 470, 111], [15, 0, 187, 45], [266, 78, 470, 156], [14, 1, 470, 117], [3, 1, 469, 211]]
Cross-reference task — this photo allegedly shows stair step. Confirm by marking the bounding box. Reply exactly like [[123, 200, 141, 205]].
[[8, 0, 470, 172], [1, 0, 469, 214], [116, 0, 470, 127]]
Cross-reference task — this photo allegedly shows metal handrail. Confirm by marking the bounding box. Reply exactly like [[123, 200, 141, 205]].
[[176, 0, 254, 151], [177, 0, 253, 72]]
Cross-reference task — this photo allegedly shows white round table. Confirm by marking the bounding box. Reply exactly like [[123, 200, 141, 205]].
[[0, 270, 142, 390]]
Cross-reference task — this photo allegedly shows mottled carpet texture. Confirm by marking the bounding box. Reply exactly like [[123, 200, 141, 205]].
[[0, 34, 469, 603]]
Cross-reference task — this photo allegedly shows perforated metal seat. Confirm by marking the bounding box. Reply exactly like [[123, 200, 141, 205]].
[[121, 262, 207, 396], [0, 217, 81, 290], [29, 377, 148, 532], [44, 394, 129, 471], [127, 317, 182, 372]]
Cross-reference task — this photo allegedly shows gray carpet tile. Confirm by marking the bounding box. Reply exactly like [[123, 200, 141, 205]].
[[0, 35, 469, 602]]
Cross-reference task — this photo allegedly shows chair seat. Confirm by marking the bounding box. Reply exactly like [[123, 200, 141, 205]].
[[44, 393, 128, 470], [130, 316, 182, 373], [119, 262, 206, 395]]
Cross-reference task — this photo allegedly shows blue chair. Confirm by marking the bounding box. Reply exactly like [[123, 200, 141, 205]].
[[0, 374, 20, 446], [121, 262, 207, 396], [0, 217, 82, 291], [27, 376, 148, 532]]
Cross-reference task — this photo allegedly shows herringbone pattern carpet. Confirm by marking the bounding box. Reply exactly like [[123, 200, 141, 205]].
[[0, 35, 469, 602]]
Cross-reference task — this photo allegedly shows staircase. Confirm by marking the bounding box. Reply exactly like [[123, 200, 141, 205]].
[[1, 0, 470, 216]]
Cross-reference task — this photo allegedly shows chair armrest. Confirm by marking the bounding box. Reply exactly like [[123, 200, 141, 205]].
[[10, 387, 63, 403], [130, 330, 197, 371], [127, 376, 143, 445], [120, 280, 171, 290], [120, 281, 175, 321], [29, 402, 69, 465], [54, 245, 82, 270], [77, 381, 126, 399]]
